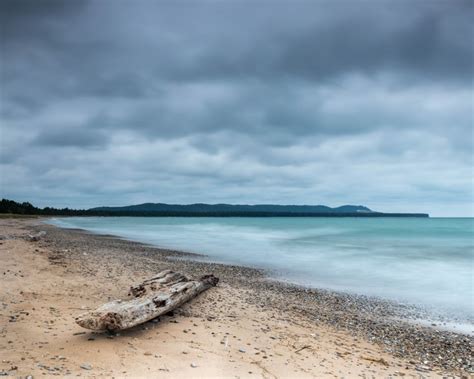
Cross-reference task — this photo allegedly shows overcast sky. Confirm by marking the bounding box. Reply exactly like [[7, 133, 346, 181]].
[[1, 0, 472, 216]]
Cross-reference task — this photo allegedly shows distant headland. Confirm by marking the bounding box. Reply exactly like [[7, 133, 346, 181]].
[[1, 199, 429, 217]]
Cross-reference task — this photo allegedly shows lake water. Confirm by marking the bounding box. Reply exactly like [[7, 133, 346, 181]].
[[49, 217, 473, 317]]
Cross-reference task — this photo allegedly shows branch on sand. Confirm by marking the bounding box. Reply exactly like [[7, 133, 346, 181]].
[[361, 356, 390, 366]]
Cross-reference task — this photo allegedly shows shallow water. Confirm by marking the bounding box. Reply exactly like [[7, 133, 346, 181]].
[[49, 217, 474, 317]]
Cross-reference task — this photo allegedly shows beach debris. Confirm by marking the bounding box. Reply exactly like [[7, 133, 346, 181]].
[[361, 356, 389, 367], [28, 231, 46, 241], [295, 345, 311, 354], [75, 270, 219, 331], [80, 363, 92, 370]]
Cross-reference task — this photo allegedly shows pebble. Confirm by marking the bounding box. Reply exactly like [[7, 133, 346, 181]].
[[80, 363, 92, 370], [415, 365, 431, 372], [190, 363, 197, 368], [239, 348, 246, 353]]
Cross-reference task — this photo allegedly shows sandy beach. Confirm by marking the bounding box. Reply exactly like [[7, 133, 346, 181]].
[[0, 217, 472, 378]]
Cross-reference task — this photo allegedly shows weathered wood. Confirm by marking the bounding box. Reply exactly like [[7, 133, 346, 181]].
[[75, 270, 219, 331]]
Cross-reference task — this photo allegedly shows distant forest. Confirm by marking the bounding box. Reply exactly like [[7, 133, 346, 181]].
[[0, 199, 92, 216], [0, 199, 429, 217]]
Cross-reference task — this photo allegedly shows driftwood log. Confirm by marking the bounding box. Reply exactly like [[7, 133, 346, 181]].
[[75, 270, 218, 331]]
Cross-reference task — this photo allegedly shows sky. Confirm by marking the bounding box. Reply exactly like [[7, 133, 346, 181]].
[[0, 0, 473, 216]]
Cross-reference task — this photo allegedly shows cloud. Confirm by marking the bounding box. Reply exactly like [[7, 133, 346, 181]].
[[0, 0, 472, 216], [33, 126, 107, 147]]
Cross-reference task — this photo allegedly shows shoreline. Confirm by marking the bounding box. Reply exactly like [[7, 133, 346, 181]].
[[1, 217, 472, 377], [47, 217, 473, 327]]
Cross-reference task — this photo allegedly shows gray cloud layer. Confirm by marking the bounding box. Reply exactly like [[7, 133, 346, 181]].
[[1, 0, 473, 216]]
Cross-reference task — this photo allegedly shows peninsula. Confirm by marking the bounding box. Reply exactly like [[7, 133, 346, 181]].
[[1, 199, 429, 217]]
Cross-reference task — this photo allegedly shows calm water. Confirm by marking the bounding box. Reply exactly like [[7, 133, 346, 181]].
[[49, 217, 474, 316]]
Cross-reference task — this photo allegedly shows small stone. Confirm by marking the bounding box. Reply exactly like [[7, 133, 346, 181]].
[[415, 365, 431, 372], [80, 363, 92, 370], [239, 348, 246, 353], [144, 352, 152, 356], [190, 363, 197, 368]]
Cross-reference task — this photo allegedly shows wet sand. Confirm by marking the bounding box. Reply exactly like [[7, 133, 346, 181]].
[[0, 217, 472, 378]]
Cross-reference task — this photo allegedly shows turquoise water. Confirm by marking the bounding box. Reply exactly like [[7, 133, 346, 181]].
[[49, 217, 474, 316]]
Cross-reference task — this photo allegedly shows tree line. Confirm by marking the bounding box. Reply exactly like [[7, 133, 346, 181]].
[[0, 198, 428, 217]]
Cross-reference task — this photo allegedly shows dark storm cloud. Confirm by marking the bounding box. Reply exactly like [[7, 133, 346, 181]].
[[2, 1, 472, 98], [181, 1, 472, 84], [0, 0, 473, 216]]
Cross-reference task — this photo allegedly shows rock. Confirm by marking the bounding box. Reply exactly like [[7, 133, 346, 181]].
[[190, 363, 197, 368], [415, 365, 431, 372], [80, 363, 92, 370], [28, 231, 46, 241], [239, 348, 246, 353]]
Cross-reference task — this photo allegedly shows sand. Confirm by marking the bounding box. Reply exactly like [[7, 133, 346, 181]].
[[0, 217, 471, 378]]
